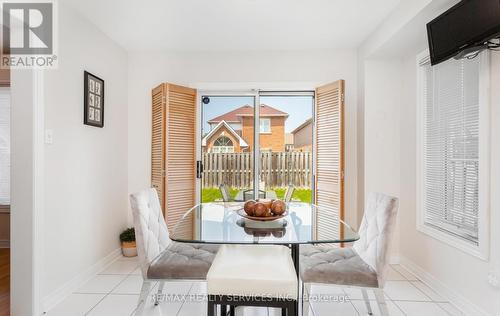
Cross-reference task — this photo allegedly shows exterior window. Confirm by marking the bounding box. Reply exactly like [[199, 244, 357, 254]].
[[417, 50, 489, 258], [260, 118, 271, 133], [212, 136, 234, 153]]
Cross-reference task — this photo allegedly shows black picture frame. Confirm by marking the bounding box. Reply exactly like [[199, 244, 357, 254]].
[[84, 71, 105, 128]]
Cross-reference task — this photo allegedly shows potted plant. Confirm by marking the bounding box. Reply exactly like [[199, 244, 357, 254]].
[[119, 227, 137, 257]]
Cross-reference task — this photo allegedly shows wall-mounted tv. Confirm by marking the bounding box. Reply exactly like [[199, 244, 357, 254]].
[[427, 0, 500, 65]]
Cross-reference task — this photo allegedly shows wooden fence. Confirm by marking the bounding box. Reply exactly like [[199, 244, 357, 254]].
[[202, 151, 312, 188]]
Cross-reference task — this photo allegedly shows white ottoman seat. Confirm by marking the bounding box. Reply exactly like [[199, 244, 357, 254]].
[[207, 244, 298, 299]]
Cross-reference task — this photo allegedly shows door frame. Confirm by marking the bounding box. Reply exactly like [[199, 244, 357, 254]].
[[11, 68, 44, 315], [196, 89, 316, 204]]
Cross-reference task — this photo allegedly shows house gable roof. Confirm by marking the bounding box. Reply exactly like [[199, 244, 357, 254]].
[[207, 104, 288, 124], [202, 120, 249, 147], [291, 118, 313, 134]]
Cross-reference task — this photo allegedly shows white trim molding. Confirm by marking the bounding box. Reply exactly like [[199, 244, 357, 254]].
[[10, 68, 45, 316], [415, 49, 491, 260], [399, 256, 490, 316]]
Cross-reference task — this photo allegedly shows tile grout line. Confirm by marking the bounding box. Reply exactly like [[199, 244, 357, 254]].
[[390, 300, 408, 316], [435, 302, 457, 316], [83, 260, 140, 315], [408, 280, 448, 303], [388, 265, 436, 303], [405, 278, 436, 302], [345, 286, 362, 316], [396, 264, 460, 315], [349, 299, 363, 316], [83, 276, 130, 315], [390, 265, 452, 316]]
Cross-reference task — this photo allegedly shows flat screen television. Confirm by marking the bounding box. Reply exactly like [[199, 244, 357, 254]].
[[427, 0, 500, 65]]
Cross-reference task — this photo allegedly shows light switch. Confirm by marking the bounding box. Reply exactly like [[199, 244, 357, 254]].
[[45, 129, 53, 144], [488, 272, 500, 288]]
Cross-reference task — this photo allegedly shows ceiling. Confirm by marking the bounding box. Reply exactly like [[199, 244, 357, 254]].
[[64, 0, 402, 52]]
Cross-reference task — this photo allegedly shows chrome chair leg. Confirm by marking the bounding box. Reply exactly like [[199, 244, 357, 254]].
[[374, 289, 389, 316], [361, 289, 373, 315]]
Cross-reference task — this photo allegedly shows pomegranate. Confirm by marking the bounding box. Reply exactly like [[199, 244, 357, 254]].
[[253, 202, 267, 217], [259, 199, 273, 211], [243, 200, 256, 216], [271, 200, 286, 215]]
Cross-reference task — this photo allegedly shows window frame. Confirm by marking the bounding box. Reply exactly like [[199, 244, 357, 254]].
[[415, 49, 490, 260], [259, 118, 271, 133], [212, 136, 234, 153]]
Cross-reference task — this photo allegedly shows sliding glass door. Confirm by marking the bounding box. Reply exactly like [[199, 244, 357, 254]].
[[198, 92, 314, 203], [258, 93, 314, 202], [200, 95, 255, 202]]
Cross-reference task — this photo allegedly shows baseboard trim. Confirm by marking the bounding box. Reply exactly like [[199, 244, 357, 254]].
[[399, 256, 490, 316], [41, 247, 122, 313], [0, 240, 10, 248]]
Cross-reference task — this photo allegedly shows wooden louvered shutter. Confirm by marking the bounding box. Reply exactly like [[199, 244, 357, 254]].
[[152, 83, 197, 234], [151, 84, 166, 211], [314, 80, 345, 240], [165, 84, 196, 234]]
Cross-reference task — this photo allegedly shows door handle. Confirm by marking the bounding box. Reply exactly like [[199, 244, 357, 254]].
[[196, 161, 203, 179]]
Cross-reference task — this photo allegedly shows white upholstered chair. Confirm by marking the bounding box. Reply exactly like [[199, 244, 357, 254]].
[[284, 184, 295, 203], [129, 188, 219, 315], [300, 192, 398, 316], [219, 183, 232, 202]]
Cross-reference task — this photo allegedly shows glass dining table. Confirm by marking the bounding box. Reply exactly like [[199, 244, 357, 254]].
[[170, 202, 359, 315]]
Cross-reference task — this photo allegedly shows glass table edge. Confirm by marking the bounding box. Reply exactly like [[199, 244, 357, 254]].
[[170, 202, 360, 245], [169, 236, 360, 245]]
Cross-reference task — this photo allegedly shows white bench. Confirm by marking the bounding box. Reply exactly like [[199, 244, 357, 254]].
[[207, 244, 298, 316]]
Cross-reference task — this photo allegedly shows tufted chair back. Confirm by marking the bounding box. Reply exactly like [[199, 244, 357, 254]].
[[353, 192, 398, 287], [129, 188, 171, 278]]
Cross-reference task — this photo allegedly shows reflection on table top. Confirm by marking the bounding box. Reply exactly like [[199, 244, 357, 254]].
[[233, 189, 278, 202], [170, 202, 359, 245]]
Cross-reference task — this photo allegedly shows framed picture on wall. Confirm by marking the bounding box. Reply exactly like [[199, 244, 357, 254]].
[[84, 71, 104, 127]]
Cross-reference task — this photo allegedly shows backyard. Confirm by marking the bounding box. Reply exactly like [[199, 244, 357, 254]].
[[202, 187, 312, 203]]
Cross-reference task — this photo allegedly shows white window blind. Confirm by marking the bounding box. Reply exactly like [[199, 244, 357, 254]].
[[420, 54, 482, 245], [0, 89, 10, 205]]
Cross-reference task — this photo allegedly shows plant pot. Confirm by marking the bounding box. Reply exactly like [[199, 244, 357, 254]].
[[121, 241, 137, 257]]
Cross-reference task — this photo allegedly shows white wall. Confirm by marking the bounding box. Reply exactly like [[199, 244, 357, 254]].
[[41, 3, 129, 305], [363, 59, 402, 255], [363, 60, 401, 197], [127, 49, 360, 225], [396, 50, 500, 316]]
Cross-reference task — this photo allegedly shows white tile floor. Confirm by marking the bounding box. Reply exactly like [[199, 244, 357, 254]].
[[46, 256, 465, 316]]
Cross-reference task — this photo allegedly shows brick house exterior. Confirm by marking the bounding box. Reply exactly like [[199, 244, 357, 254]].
[[203, 104, 288, 152]]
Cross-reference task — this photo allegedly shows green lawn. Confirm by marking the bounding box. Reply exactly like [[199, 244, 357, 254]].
[[202, 187, 312, 203], [271, 187, 313, 203], [202, 187, 240, 203]]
